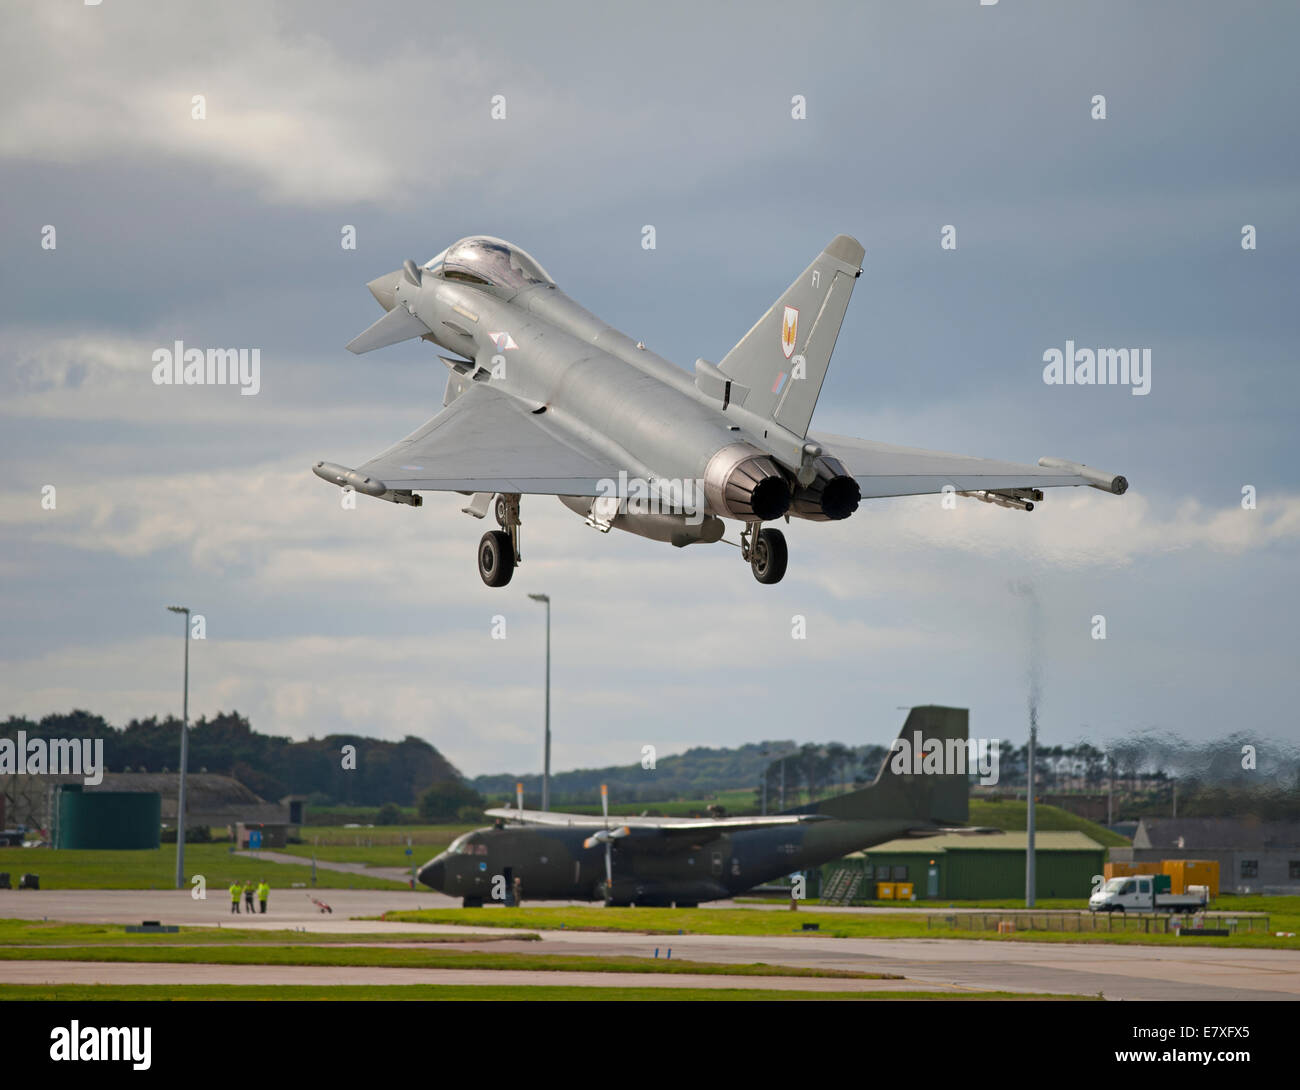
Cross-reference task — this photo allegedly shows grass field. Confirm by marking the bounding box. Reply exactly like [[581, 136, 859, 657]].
[[275, 825, 475, 868], [383, 900, 1300, 949], [780, 894, 1296, 918], [966, 800, 1129, 847], [780, 896, 1096, 910], [0, 844, 410, 891], [0, 943, 889, 978], [0, 983, 1074, 1001]]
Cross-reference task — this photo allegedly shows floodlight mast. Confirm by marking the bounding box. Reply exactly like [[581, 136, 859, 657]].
[[165, 605, 191, 890], [528, 594, 551, 811], [1026, 718, 1037, 908]]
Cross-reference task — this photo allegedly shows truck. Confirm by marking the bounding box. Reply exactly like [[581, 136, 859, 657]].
[[1089, 873, 1210, 913]]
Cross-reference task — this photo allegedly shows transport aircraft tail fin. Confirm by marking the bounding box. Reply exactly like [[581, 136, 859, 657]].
[[717, 235, 864, 438], [800, 706, 971, 827]]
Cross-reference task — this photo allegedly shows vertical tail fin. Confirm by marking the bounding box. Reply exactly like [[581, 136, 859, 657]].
[[718, 234, 864, 437], [810, 706, 970, 826]]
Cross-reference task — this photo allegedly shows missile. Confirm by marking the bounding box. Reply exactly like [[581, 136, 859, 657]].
[[959, 490, 1034, 512], [312, 462, 421, 506], [1038, 456, 1128, 495]]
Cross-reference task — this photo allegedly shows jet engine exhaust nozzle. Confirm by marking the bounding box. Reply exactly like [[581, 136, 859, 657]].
[[704, 444, 791, 522], [790, 456, 861, 521]]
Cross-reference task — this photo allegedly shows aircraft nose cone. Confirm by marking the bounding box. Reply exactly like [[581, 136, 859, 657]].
[[417, 857, 446, 891]]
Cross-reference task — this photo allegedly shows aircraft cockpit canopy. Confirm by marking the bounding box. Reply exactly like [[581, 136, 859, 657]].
[[423, 236, 555, 295]]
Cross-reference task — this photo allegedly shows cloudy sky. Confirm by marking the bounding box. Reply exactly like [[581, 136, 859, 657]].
[[2, 1, 1297, 779]]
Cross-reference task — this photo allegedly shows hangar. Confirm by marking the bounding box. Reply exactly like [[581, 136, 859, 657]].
[[821, 831, 1105, 902]]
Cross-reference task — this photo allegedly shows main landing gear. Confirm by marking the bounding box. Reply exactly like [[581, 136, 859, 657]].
[[740, 522, 788, 585], [478, 493, 521, 587]]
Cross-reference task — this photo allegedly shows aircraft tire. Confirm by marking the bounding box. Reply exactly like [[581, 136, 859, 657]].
[[463, 897, 484, 908], [750, 528, 788, 584], [478, 530, 515, 587]]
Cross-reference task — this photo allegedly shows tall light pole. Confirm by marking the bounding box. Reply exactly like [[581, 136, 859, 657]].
[[527, 594, 551, 811], [166, 605, 190, 890], [1026, 720, 1037, 908], [1107, 751, 1114, 826]]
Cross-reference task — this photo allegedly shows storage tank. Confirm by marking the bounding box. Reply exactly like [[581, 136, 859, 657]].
[[55, 785, 161, 849]]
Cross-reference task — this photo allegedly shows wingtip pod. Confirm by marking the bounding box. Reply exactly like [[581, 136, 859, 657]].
[[1038, 456, 1129, 495], [313, 461, 386, 497], [312, 461, 422, 506]]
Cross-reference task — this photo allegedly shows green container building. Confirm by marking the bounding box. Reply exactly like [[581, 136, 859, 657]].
[[824, 831, 1105, 901], [55, 785, 161, 850]]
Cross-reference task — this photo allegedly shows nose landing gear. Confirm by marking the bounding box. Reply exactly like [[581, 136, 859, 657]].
[[477, 493, 522, 587], [740, 522, 788, 585]]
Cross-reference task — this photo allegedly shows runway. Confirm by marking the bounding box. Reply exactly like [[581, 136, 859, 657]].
[[3, 890, 1297, 1000]]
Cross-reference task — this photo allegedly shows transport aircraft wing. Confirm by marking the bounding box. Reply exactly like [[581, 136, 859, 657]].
[[902, 826, 1004, 837], [482, 808, 832, 834]]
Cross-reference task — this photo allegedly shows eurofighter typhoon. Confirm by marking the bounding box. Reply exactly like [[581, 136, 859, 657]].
[[315, 236, 1128, 586]]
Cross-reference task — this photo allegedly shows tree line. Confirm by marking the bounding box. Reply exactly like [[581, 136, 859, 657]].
[[1, 710, 472, 810]]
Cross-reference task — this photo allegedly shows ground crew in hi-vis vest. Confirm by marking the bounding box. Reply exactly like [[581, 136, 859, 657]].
[[229, 882, 241, 914], [257, 880, 269, 914], [243, 880, 255, 913]]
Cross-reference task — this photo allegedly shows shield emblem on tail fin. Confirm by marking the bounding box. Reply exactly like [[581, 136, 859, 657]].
[[781, 306, 798, 360]]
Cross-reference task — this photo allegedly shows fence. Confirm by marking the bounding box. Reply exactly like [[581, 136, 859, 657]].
[[924, 911, 1270, 935]]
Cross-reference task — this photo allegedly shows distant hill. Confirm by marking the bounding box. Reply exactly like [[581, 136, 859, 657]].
[[2, 710, 466, 808]]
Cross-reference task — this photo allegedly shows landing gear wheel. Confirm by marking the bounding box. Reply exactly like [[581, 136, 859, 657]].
[[750, 527, 788, 584], [463, 897, 484, 908], [478, 530, 515, 587]]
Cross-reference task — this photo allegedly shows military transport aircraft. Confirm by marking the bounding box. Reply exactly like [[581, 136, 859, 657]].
[[418, 706, 994, 907], [315, 235, 1128, 586]]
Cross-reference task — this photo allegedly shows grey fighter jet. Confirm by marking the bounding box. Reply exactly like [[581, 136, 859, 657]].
[[418, 706, 992, 907], [315, 235, 1127, 586]]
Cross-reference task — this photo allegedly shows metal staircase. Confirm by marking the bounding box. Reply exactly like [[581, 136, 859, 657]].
[[820, 866, 862, 906]]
